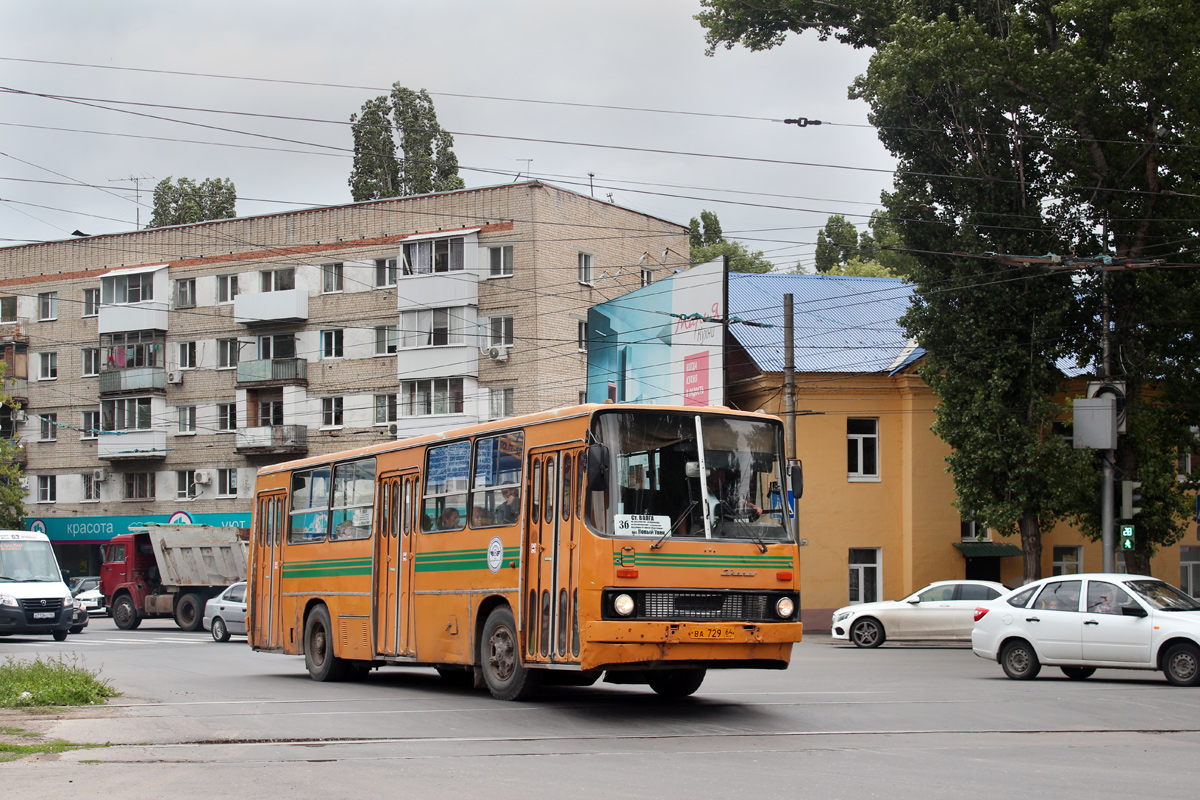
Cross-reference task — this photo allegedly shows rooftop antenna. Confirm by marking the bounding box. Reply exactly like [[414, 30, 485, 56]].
[[108, 173, 154, 228], [514, 159, 533, 182], [588, 172, 595, 197]]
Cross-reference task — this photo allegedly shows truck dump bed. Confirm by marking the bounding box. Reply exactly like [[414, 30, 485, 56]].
[[140, 524, 249, 587]]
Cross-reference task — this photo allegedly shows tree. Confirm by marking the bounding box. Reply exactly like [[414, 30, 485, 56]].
[[689, 210, 773, 273], [0, 363, 26, 530], [698, 0, 1200, 581], [146, 177, 236, 228], [814, 215, 860, 273], [349, 85, 465, 202]]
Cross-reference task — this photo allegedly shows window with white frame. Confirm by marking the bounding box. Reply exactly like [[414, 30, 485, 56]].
[[260, 268, 295, 292], [489, 245, 513, 277], [578, 252, 594, 285], [321, 262, 343, 293], [82, 348, 100, 377], [178, 341, 197, 369], [489, 387, 514, 419], [101, 331, 162, 370], [1182, 547, 1200, 598], [103, 273, 153, 304], [175, 278, 196, 308], [124, 472, 155, 500], [39, 413, 57, 442], [375, 393, 397, 424], [375, 325, 398, 355], [375, 257, 398, 287], [401, 236, 464, 275], [578, 390, 588, 405], [577, 320, 588, 352], [82, 472, 100, 502], [38, 291, 58, 320], [257, 334, 294, 360], [1052, 545, 1082, 576], [641, 268, 653, 287], [39, 352, 57, 380], [217, 403, 237, 432], [217, 468, 237, 497], [177, 406, 196, 434], [322, 396, 344, 427], [217, 274, 239, 303], [177, 470, 197, 500], [81, 410, 99, 440], [401, 378, 464, 416], [398, 308, 467, 348], [37, 475, 56, 503], [256, 397, 283, 427], [847, 418, 879, 480], [82, 288, 100, 317], [960, 518, 988, 542], [217, 338, 240, 369], [489, 316, 514, 348], [102, 397, 152, 431], [848, 548, 880, 604], [321, 329, 344, 359]]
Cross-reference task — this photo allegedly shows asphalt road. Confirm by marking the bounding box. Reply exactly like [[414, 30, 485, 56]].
[[3, 616, 1199, 799]]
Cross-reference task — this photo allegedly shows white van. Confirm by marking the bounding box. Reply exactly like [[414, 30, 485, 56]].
[[0, 530, 77, 641]]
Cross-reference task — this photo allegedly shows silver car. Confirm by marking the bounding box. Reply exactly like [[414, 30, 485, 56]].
[[203, 582, 247, 642], [831, 580, 1008, 647]]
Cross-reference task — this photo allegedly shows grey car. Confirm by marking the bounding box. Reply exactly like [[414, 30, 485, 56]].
[[203, 582, 247, 642]]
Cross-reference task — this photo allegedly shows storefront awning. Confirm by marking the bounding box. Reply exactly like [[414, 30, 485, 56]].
[[954, 541, 1024, 558]]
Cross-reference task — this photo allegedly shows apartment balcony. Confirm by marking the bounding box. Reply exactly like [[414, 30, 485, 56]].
[[98, 302, 169, 334], [11, 441, 26, 466], [396, 272, 478, 311], [99, 366, 166, 396], [234, 290, 308, 326], [6, 377, 28, 404], [236, 358, 307, 387], [235, 424, 308, 455], [97, 429, 168, 461]]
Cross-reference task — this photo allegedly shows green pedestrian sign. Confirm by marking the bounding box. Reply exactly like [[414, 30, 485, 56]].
[[1120, 524, 1135, 550]]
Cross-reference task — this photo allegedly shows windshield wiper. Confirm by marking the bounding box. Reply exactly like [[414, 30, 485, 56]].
[[652, 501, 697, 550]]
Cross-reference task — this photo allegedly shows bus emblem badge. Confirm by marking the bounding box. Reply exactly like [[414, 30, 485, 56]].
[[487, 537, 504, 574]]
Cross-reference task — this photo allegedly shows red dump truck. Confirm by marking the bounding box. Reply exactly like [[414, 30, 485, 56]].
[[100, 524, 249, 631]]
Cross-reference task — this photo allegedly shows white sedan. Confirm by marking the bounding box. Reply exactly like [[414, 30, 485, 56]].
[[972, 573, 1200, 685], [831, 580, 1007, 647], [203, 582, 247, 642]]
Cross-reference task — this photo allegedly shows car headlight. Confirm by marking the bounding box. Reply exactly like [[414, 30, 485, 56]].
[[833, 610, 852, 624], [73, 599, 84, 609], [613, 593, 635, 617], [0, 594, 17, 608], [776, 597, 795, 619]]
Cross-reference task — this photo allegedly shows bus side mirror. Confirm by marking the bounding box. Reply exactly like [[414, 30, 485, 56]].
[[789, 461, 803, 501], [586, 444, 610, 491]]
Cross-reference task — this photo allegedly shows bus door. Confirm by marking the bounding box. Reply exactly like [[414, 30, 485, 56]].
[[251, 492, 286, 650], [523, 447, 585, 663], [374, 471, 419, 658]]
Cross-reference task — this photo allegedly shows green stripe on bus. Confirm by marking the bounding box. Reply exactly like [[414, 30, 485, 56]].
[[415, 547, 521, 573], [612, 553, 792, 568]]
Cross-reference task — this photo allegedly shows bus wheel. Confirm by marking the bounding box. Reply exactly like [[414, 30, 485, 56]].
[[304, 605, 349, 682], [112, 595, 141, 630], [174, 593, 203, 631], [648, 668, 706, 698], [481, 607, 542, 701]]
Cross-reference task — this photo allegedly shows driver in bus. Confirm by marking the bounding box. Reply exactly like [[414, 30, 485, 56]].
[[706, 468, 763, 522]]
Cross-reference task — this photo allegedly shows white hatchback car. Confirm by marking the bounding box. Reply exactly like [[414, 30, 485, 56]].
[[831, 580, 1007, 647], [972, 573, 1200, 685]]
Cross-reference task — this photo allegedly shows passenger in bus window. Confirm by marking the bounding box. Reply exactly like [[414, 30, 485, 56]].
[[440, 507, 462, 530], [471, 506, 492, 528], [498, 487, 520, 524]]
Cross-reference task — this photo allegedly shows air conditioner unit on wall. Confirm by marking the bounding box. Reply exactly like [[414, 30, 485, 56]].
[[92, 469, 108, 482], [487, 345, 509, 362], [388, 423, 398, 437], [194, 469, 213, 485], [167, 370, 183, 385]]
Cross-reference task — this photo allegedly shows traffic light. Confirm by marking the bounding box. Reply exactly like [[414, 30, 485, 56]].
[[1121, 480, 1143, 520], [1120, 524, 1135, 551]]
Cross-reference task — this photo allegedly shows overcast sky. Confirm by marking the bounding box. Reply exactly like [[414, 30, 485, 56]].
[[0, 1, 896, 271]]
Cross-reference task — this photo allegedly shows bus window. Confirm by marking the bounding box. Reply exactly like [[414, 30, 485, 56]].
[[330, 458, 375, 541], [561, 453, 573, 521], [424, 441, 469, 531], [289, 467, 331, 543], [470, 432, 524, 527], [576, 453, 586, 520], [544, 457, 556, 524]]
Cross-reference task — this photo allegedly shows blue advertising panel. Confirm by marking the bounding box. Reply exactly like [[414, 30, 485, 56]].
[[27, 511, 252, 543]]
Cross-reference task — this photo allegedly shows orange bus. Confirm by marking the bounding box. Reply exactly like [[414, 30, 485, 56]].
[[247, 403, 803, 700]]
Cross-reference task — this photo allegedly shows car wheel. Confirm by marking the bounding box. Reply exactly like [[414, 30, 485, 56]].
[[648, 668, 707, 698], [211, 617, 231, 643], [850, 617, 885, 648], [1000, 639, 1041, 680], [174, 593, 203, 632], [1061, 667, 1095, 680], [304, 605, 349, 682], [69, 626, 83, 635], [480, 606, 542, 701], [52, 629, 68, 641], [1162, 642, 1200, 687], [112, 595, 141, 630]]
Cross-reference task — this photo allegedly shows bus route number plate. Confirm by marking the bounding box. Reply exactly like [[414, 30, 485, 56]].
[[688, 627, 735, 640]]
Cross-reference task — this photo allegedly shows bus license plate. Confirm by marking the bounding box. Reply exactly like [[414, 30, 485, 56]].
[[33, 612, 54, 619], [688, 627, 735, 640]]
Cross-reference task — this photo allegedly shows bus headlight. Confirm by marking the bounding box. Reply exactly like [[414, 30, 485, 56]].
[[775, 597, 795, 619], [613, 593, 635, 617]]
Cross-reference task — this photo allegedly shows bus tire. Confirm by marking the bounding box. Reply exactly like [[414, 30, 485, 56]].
[[304, 605, 349, 682], [174, 593, 203, 631], [481, 606, 542, 701], [112, 595, 141, 630], [648, 668, 706, 698]]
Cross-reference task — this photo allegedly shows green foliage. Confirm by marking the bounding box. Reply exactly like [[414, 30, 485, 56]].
[[814, 215, 860, 273], [812, 213, 913, 277], [349, 85, 465, 202], [689, 210, 772, 273], [0, 655, 119, 708], [0, 362, 25, 529], [146, 177, 236, 228]]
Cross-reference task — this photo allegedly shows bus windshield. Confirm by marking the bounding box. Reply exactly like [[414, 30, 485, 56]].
[[589, 410, 792, 544], [0, 539, 61, 582]]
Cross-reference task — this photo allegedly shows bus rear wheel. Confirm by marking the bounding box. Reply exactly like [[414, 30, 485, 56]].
[[481, 606, 542, 701], [304, 605, 349, 682], [648, 668, 706, 698]]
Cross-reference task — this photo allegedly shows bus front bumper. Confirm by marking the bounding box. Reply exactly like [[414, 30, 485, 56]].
[[579, 620, 803, 671]]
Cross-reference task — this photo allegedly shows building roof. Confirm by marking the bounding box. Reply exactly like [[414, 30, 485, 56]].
[[728, 273, 923, 374]]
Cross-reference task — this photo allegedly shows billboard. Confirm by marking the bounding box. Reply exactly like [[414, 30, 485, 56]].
[[586, 258, 725, 406]]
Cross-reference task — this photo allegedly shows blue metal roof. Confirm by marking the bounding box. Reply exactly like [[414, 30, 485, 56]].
[[727, 273, 923, 374]]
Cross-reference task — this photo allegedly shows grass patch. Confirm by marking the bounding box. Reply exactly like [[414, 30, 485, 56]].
[[0, 737, 109, 762], [0, 654, 120, 708]]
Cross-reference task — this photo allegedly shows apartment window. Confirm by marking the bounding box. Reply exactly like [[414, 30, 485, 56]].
[[401, 236, 464, 275], [489, 316, 514, 348], [1182, 547, 1200, 598], [960, 519, 988, 542], [82, 288, 100, 317], [1052, 546, 1082, 576], [81, 410, 100, 440], [847, 418, 879, 480], [257, 398, 284, 427], [375, 325, 398, 355], [375, 258, 398, 287], [217, 338, 239, 369], [101, 330, 162, 370], [375, 393, 398, 424], [257, 334, 294, 360], [577, 321, 588, 352], [489, 245, 513, 277], [37, 475, 56, 503], [175, 278, 196, 309], [177, 406, 197, 434], [641, 269, 653, 287], [39, 352, 57, 380], [39, 413, 57, 442], [578, 252, 594, 285], [217, 468, 238, 497], [217, 274, 239, 303], [177, 470, 197, 500], [848, 548, 880, 604], [217, 403, 237, 432], [321, 329, 344, 359], [124, 472, 155, 500], [38, 292, 58, 320], [578, 390, 588, 405], [260, 268, 295, 292], [82, 348, 100, 377], [0, 296, 16, 323], [178, 341, 197, 370], [399, 308, 467, 348], [401, 378, 464, 417], [102, 397, 152, 431], [82, 473, 100, 502], [321, 262, 344, 293], [322, 396, 344, 427], [104, 273, 154, 304], [489, 387, 515, 419]]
